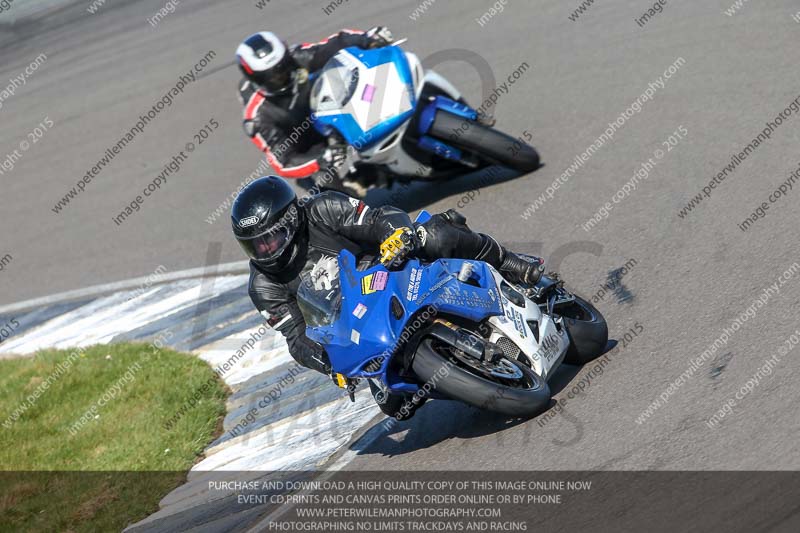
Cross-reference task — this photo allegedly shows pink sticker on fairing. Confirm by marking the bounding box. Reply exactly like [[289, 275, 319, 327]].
[[353, 303, 368, 319], [370, 270, 388, 291], [362, 84, 376, 102]]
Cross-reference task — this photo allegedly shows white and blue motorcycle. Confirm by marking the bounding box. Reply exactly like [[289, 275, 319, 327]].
[[308, 41, 540, 195]]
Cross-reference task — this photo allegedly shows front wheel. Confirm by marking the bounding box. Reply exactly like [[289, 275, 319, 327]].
[[412, 338, 551, 417], [559, 295, 609, 365], [428, 112, 540, 172]]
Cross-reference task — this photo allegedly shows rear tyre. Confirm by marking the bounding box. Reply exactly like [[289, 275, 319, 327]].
[[559, 295, 609, 365], [412, 338, 551, 417], [429, 112, 540, 172]]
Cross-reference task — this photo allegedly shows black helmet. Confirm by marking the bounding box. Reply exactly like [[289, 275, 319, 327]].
[[236, 31, 298, 95], [231, 176, 306, 271]]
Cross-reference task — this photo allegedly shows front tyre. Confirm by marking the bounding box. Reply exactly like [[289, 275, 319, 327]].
[[412, 338, 551, 417], [559, 295, 609, 365], [429, 112, 540, 172]]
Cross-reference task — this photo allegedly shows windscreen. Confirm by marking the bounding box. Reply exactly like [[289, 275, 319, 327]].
[[296, 256, 342, 327], [310, 57, 360, 112]]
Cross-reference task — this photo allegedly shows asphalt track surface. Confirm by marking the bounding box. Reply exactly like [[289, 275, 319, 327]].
[[3, 0, 800, 497]]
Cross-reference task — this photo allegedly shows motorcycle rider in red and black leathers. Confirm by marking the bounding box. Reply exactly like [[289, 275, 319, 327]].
[[231, 176, 545, 419], [236, 28, 394, 193]]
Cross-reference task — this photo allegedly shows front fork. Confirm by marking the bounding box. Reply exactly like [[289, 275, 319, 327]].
[[416, 96, 479, 164]]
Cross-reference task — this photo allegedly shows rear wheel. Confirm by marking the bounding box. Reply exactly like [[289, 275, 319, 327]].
[[412, 338, 551, 417], [559, 295, 609, 365], [429, 112, 540, 172]]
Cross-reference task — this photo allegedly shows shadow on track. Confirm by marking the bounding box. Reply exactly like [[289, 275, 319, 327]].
[[299, 164, 540, 211], [347, 339, 615, 459]]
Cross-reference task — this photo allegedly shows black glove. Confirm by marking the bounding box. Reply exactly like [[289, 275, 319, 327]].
[[366, 26, 394, 48], [500, 253, 545, 286], [317, 144, 350, 180], [321, 144, 348, 167]]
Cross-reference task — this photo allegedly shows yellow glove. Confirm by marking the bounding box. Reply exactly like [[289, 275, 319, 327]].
[[379, 227, 416, 267]]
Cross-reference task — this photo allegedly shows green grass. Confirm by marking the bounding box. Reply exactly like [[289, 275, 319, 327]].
[[0, 343, 229, 532]]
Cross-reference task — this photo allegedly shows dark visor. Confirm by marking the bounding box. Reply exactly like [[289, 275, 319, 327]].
[[258, 66, 291, 92], [238, 226, 289, 262]]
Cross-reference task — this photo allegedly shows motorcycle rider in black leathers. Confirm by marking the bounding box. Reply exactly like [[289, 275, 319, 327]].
[[231, 176, 545, 419], [236, 28, 395, 193]]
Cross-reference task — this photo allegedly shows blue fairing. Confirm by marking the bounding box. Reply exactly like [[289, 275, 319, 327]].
[[312, 46, 416, 150], [414, 210, 432, 224], [304, 250, 504, 394]]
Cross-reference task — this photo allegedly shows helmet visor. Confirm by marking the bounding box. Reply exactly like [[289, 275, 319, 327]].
[[252, 54, 294, 94], [238, 225, 291, 263]]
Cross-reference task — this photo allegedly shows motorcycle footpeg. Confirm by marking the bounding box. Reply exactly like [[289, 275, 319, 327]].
[[334, 373, 359, 402]]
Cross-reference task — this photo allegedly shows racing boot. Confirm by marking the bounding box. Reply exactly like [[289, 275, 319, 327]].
[[500, 252, 545, 287]]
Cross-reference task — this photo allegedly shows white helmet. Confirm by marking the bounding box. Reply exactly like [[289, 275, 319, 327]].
[[236, 32, 296, 95]]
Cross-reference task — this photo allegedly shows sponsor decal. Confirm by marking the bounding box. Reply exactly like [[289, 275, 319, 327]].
[[350, 329, 361, 345], [362, 84, 376, 103], [487, 288, 497, 302], [353, 303, 367, 319], [371, 271, 388, 291], [503, 302, 527, 339], [361, 271, 389, 294], [362, 274, 375, 294], [238, 215, 259, 228], [406, 267, 423, 301], [513, 308, 527, 338], [541, 334, 558, 351], [415, 274, 454, 304], [537, 333, 561, 363]]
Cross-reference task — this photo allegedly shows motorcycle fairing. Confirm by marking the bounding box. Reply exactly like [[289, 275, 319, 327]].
[[304, 250, 504, 387], [483, 267, 570, 381], [312, 47, 416, 150]]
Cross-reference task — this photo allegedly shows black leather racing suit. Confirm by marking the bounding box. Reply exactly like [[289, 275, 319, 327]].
[[249, 191, 507, 374], [238, 29, 377, 180]]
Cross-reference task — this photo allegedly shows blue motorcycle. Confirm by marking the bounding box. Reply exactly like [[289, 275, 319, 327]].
[[297, 212, 608, 418], [307, 40, 540, 195]]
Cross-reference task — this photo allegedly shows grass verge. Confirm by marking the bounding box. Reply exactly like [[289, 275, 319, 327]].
[[0, 342, 228, 531]]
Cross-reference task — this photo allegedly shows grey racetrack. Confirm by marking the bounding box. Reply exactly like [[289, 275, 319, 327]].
[[3, 0, 800, 489]]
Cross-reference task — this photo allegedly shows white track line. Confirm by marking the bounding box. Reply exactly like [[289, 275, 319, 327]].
[[0, 260, 250, 315]]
